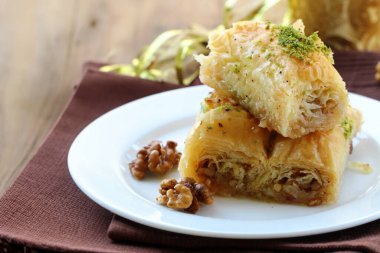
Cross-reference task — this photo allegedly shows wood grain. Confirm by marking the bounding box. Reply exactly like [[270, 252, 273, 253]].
[[0, 0, 225, 194]]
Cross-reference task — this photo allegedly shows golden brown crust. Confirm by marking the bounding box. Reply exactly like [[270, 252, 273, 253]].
[[179, 93, 362, 206], [196, 20, 348, 138]]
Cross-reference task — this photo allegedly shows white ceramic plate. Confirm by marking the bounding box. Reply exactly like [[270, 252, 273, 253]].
[[68, 86, 380, 239]]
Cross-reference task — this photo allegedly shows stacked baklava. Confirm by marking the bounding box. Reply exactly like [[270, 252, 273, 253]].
[[178, 20, 362, 206]]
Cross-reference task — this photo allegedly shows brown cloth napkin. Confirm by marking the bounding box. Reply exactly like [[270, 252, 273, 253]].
[[0, 52, 379, 253]]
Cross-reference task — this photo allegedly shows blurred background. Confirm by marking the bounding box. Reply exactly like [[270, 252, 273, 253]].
[[0, 0, 379, 194], [0, 0, 229, 194]]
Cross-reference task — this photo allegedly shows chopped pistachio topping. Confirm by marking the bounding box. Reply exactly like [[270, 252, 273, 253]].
[[341, 118, 353, 139], [200, 101, 208, 113], [232, 63, 240, 74], [276, 25, 333, 62], [216, 104, 234, 112]]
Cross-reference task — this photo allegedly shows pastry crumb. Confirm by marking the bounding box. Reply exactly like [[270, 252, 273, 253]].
[[348, 161, 373, 174]]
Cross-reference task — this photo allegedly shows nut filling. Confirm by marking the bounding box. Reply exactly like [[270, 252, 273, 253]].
[[129, 140, 181, 179], [157, 178, 213, 213], [198, 158, 325, 206]]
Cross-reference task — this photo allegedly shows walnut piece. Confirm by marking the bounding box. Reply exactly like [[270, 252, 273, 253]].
[[157, 177, 214, 213], [129, 140, 181, 179], [167, 184, 193, 209], [376, 61, 380, 82]]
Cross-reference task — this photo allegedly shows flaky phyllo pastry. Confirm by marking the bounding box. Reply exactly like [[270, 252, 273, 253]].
[[179, 93, 362, 206], [195, 20, 348, 138]]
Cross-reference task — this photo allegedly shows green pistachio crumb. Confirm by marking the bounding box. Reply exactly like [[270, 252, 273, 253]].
[[233, 64, 240, 74], [200, 101, 207, 113], [277, 25, 333, 63], [341, 118, 353, 139], [274, 62, 284, 68], [216, 104, 233, 112]]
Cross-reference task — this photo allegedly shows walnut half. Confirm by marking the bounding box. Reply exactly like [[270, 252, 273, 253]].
[[157, 177, 213, 214], [129, 140, 181, 179]]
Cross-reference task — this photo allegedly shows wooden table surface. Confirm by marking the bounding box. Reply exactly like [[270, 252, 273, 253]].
[[0, 0, 229, 194]]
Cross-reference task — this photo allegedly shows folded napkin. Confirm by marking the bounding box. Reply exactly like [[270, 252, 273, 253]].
[[0, 52, 379, 253]]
